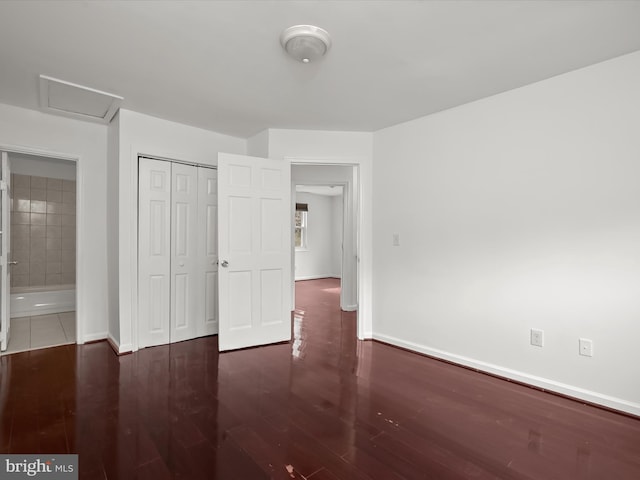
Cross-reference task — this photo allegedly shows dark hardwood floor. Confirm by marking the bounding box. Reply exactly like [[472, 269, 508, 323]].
[[1, 277, 640, 479]]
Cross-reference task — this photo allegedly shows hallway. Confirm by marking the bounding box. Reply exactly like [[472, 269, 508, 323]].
[[1, 279, 639, 479]]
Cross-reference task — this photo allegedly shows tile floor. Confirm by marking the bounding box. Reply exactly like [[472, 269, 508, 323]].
[[2, 311, 75, 355]]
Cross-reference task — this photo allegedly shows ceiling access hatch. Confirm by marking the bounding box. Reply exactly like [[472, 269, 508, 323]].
[[39, 75, 122, 124]]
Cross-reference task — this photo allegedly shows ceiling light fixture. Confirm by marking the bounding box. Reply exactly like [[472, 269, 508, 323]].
[[280, 25, 331, 63]]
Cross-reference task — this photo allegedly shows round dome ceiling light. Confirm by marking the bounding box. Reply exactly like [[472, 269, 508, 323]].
[[280, 25, 331, 63]]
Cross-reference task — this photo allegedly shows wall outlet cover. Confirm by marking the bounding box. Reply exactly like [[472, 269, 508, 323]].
[[530, 328, 544, 347]]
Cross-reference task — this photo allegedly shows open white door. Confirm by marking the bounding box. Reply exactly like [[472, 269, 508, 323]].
[[1, 152, 11, 351], [218, 153, 291, 351]]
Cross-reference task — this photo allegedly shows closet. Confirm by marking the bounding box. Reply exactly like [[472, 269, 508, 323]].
[[138, 157, 218, 348]]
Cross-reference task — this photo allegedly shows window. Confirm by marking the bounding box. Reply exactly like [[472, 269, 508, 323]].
[[295, 203, 308, 249]]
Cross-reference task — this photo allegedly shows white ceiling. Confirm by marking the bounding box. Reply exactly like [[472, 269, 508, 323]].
[[0, 1, 639, 138]]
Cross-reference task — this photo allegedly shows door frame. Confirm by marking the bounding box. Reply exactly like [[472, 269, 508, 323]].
[[288, 157, 367, 339], [0, 144, 82, 344]]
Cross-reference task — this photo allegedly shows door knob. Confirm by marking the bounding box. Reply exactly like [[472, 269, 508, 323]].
[[220, 260, 229, 268], [8, 261, 17, 265]]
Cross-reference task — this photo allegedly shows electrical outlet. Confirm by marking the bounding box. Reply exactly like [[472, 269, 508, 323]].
[[530, 328, 544, 347], [579, 338, 593, 357]]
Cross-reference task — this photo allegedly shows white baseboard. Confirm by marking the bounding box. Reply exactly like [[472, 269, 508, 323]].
[[111, 334, 133, 354], [373, 332, 640, 417], [359, 331, 373, 340], [105, 333, 133, 354], [82, 331, 107, 344]]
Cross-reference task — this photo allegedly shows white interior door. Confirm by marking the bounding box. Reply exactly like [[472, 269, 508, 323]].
[[1, 152, 11, 351], [138, 158, 171, 348], [170, 162, 198, 343], [197, 167, 218, 337], [218, 153, 291, 351]]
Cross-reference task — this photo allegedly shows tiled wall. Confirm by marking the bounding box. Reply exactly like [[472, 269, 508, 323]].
[[10, 174, 76, 289]]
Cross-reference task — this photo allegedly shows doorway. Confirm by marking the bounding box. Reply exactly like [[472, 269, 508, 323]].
[[1, 151, 78, 354], [295, 184, 344, 282], [291, 164, 359, 319], [294, 184, 345, 318]]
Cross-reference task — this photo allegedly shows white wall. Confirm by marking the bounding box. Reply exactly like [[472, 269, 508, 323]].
[[112, 109, 246, 352], [247, 129, 269, 158], [294, 192, 341, 280], [372, 50, 640, 415], [269, 129, 373, 336], [106, 111, 120, 344], [268, 129, 374, 161], [331, 195, 343, 277], [0, 103, 108, 342]]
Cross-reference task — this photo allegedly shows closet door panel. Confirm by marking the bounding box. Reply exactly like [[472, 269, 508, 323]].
[[138, 158, 171, 348], [197, 167, 218, 336], [171, 163, 198, 343]]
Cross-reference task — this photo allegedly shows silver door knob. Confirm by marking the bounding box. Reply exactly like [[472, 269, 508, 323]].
[[8, 261, 18, 265], [220, 260, 229, 268]]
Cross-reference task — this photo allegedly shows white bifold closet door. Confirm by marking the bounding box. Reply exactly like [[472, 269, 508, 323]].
[[170, 162, 198, 343], [138, 158, 218, 348], [197, 166, 219, 338]]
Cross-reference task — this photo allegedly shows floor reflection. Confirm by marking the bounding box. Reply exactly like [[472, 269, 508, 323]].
[[291, 311, 305, 359]]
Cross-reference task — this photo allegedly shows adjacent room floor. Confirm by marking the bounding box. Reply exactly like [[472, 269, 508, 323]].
[[1, 279, 639, 479], [1, 311, 75, 355]]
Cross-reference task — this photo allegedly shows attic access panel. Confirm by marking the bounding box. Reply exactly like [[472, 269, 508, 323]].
[[39, 75, 122, 124]]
